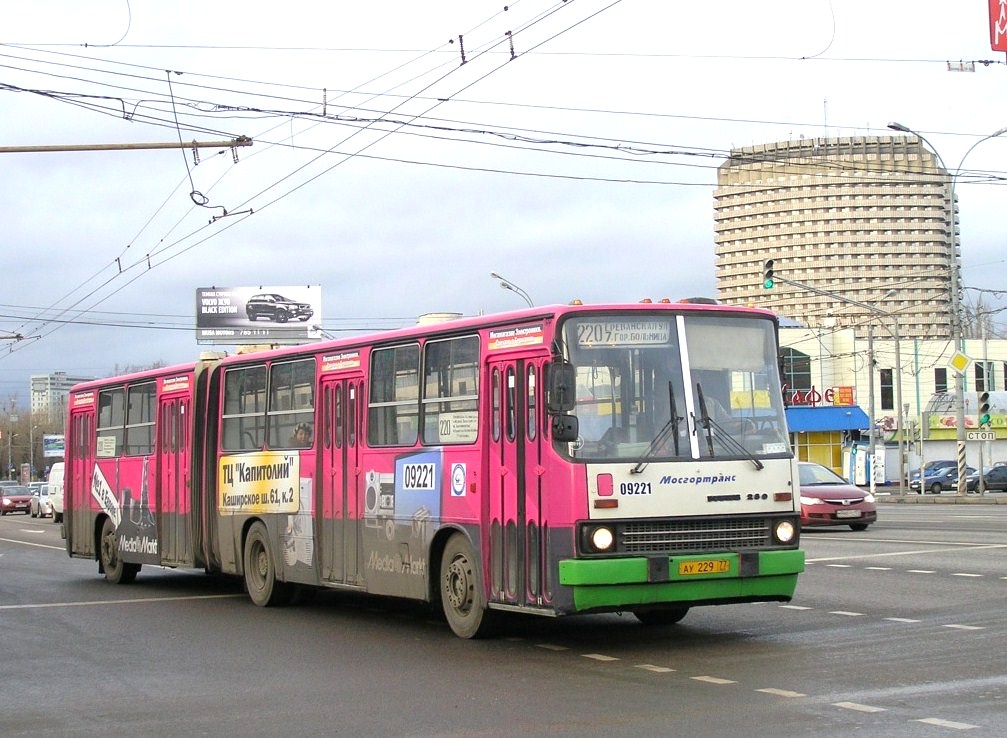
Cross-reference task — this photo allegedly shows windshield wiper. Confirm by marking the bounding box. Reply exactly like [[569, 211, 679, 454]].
[[696, 383, 764, 471], [631, 382, 682, 474]]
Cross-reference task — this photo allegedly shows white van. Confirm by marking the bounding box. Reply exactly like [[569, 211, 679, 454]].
[[48, 462, 65, 524]]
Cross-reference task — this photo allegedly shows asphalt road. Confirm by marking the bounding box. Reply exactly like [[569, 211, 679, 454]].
[[2, 505, 1005, 737]]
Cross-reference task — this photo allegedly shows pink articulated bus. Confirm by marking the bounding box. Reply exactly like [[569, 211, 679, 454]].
[[64, 301, 804, 638]]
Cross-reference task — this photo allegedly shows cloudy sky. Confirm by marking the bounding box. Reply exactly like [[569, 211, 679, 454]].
[[2, 0, 1006, 406]]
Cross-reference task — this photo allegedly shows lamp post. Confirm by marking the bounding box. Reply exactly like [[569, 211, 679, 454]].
[[7, 432, 17, 480], [490, 271, 534, 307], [28, 424, 37, 482], [888, 122, 1007, 495], [771, 274, 905, 491]]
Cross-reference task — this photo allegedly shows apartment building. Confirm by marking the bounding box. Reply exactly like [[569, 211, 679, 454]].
[[713, 135, 956, 341]]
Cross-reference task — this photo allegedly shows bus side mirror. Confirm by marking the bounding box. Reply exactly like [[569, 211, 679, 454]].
[[546, 362, 576, 413], [551, 414, 579, 442]]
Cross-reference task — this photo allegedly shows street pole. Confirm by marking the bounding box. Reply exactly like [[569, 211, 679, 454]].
[[888, 123, 1007, 496], [770, 274, 904, 492], [29, 424, 36, 482], [867, 325, 876, 496]]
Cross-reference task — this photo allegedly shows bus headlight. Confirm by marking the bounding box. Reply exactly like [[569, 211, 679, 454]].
[[587, 526, 615, 552], [773, 520, 796, 544]]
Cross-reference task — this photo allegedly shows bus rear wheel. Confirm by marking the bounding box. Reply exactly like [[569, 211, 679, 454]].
[[633, 607, 689, 626], [440, 533, 494, 638], [243, 521, 292, 606], [100, 517, 139, 584]]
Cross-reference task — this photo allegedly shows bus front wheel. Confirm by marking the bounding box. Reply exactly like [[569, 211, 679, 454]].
[[243, 521, 292, 607], [100, 517, 139, 584], [440, 533, 494, 638]]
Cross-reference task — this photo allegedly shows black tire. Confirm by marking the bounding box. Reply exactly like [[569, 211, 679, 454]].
[[276, 310, 289, 323], [100, 517, 139, 584], [243, 521, 292, 607], [633, 607, 690, 626], [440, 533, 494, 638], [930, 482, 943, 494], [247, 310, 257, 321], [849, 523, 869, 531]]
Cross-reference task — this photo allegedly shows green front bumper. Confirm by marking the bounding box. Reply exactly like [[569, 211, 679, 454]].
[[558, 549, 805, 613]]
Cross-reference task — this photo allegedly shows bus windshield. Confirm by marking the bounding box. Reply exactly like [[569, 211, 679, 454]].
[[559, 313, 790, 461]]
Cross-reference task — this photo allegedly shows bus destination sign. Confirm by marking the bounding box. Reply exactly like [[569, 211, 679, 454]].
[[576, 320, 671, 347]]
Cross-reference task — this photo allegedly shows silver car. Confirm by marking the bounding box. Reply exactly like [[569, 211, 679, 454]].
[[29, 484, 53, 518]]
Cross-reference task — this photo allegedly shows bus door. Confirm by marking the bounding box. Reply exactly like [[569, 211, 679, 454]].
[[488, 358, 547, 608], [320, 376, 362, 584], [67, 408, 95, 557], [156, 394, 191, 565]]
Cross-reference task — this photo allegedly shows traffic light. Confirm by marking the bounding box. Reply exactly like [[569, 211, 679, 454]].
[[762, 259, 775, 289], [979, 391, 991, 427]]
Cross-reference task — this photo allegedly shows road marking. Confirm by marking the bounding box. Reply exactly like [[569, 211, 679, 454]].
[[942, 624, 983, 631], [756, 688, 805, 697], [915, 717, 980, 730], [536, 643, 568, 652], [829, 610, 863, 617], [583, 653, 619, 662], [780, 605, 813, 610], [691, 675, 736, 685], [885, 617, 921, 623], [0, 594, 244, 610], [907, 569, 936, 574], [635, 664, 674, 673], [825, 564, 852, 568], [806, 542, 1007, 564], [864, 566, 892, 570], [0, 535, 64, 550], [833, 701, 886, 713], [951, 573, 983, 578]]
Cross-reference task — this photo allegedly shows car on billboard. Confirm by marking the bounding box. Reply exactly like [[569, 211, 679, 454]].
[[245, 293, 313, 323]]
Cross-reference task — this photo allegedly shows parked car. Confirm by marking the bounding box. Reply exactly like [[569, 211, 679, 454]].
[[798, 461, 877, 531], [966, 465, 1007, 493], [1, 485, 33, 515], [907, 459, 957, 483], [245, 293, 313, 323], [909, 465, 976, 494], [48, 462, 65, 524], [29, 484, 52, 518]]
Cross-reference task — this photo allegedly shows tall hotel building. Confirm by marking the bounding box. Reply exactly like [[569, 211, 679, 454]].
[[713, 135, 956, 340]]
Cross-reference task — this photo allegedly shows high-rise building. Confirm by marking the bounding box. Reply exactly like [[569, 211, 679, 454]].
[[713, 135, 956, 340], [30, 372, 94, 422]]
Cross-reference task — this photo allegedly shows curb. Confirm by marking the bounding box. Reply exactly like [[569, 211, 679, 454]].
[[874, 493, 1007, 504]]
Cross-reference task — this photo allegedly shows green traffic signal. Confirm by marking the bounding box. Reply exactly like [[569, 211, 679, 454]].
[[762, 259, 775, 290], [979, 391, 991, 427]]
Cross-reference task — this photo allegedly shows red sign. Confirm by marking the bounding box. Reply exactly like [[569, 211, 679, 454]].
[[991, 0, 1007, 51]]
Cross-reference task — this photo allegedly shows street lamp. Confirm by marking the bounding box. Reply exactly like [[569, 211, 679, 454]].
[[888, 122, 1007, 495], [490, 271, 534, 307], [768, 273, 905, 491]]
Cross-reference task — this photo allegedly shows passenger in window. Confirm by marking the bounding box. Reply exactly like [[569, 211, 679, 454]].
[[289, 422, 313, 448]]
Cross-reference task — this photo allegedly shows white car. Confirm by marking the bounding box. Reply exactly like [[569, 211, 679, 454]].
[[30, 485, 53, 518]]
